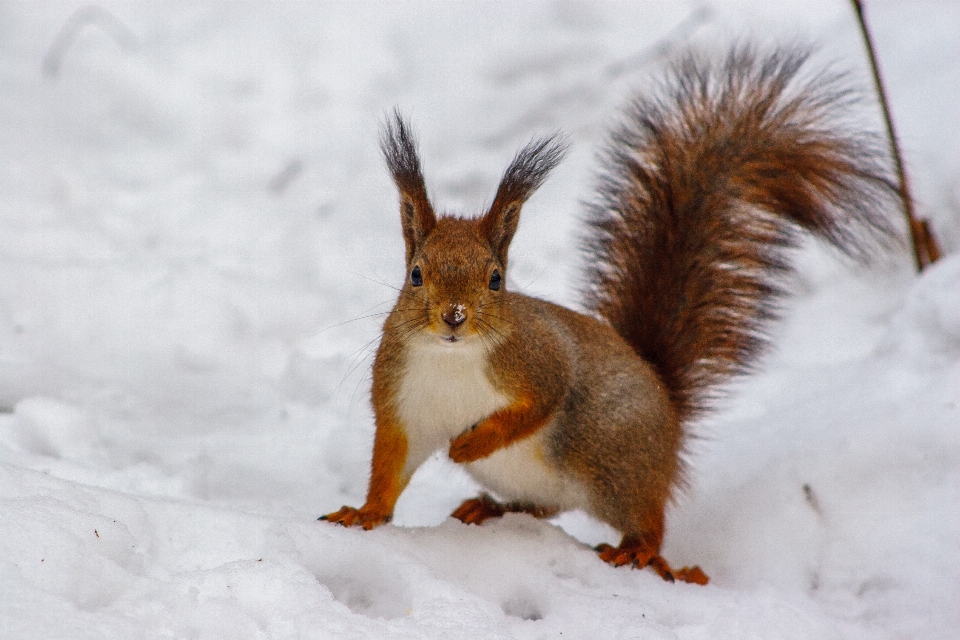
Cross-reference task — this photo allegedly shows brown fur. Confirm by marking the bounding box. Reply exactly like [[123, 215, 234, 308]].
[[320, 410, 407, 529], [451, 493, 560, 524], [322, 46, 897, 584], [582, 46, 896, 424]]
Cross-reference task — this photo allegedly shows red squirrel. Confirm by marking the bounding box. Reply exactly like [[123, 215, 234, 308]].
[[321, 46, 895, 584]]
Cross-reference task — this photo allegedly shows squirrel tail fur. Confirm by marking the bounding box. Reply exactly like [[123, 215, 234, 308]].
[[582, 46, 898, 424]]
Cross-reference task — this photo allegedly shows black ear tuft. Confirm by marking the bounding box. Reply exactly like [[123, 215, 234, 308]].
[[481, 134, 569, 266], [381, 110, 437, 264], [497, 135, 569, 206]]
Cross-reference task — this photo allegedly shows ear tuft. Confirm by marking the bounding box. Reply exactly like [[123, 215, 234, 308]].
[[481, 134, 568, 265], [381, 110, 437, 264]]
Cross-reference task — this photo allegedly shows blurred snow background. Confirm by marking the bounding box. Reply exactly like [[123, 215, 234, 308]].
[[1, 1, 958, 638]]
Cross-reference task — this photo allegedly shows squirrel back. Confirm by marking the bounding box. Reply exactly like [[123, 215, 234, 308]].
[[582, 46, 896, 424]]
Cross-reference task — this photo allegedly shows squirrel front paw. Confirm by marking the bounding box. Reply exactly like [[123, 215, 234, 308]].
[[448, 424, 502, 463], [319, 505, 391, 530]]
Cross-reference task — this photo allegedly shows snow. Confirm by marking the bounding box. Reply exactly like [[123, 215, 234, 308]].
[[1, 1, 958, 638]]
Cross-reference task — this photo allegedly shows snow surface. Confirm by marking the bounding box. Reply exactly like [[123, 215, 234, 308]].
[[1, 1, 958, 638]]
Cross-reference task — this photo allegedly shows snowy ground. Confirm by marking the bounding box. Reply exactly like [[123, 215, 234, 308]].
[[1, 2, 958, 638]]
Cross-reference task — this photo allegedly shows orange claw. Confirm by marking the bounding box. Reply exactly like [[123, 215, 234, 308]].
[[596, 541, 655, 569], [672, 565, 709, 585], [595, 538, 709, 585], [319, 505, 391, 530], [451, 495, 508, 525]]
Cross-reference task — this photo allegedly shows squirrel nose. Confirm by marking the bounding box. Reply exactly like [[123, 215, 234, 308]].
[[442, 305, 467, 329]]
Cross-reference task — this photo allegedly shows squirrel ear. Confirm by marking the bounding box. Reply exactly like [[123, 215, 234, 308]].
[[480, 134, 568, 265], [381, 111, 437, 264]]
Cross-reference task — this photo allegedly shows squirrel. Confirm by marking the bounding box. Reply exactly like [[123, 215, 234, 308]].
[[321, 46, 896, 585]]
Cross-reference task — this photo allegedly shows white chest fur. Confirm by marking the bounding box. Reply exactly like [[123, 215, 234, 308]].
[[393, 336, 591, 513], [395, 337, 510, 474]]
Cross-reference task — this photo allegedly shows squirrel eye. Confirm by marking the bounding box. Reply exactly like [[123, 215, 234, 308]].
[[489, 269, 502, 291], [410, 265, 423, 287]]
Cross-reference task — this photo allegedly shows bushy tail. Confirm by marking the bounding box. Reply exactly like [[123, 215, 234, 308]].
[[581, 46, 898, 424]]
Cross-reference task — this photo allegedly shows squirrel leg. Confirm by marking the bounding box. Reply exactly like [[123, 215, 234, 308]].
[[449, 398, 552, 463], [452, 493, 559, 525], [596, 534, 709, 585], [320, 415, 409, 530]]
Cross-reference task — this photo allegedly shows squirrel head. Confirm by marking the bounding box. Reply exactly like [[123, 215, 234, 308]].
[[381, 112, 567, 345]]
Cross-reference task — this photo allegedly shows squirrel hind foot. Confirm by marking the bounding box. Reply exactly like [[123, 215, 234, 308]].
[[595, 538, 709, 585], [451, 494, 506, 525], [451, 493, 559, 525]]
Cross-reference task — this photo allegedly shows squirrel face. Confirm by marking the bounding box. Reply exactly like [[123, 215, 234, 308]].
[[379, 113, 566, 348], [402, 217, 507, 346]]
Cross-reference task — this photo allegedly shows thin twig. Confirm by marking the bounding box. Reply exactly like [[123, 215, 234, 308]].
[[851, 0, 939, 270]]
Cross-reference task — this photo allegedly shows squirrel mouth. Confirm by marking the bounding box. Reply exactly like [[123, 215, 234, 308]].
[[443, 335, 460, 344]]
